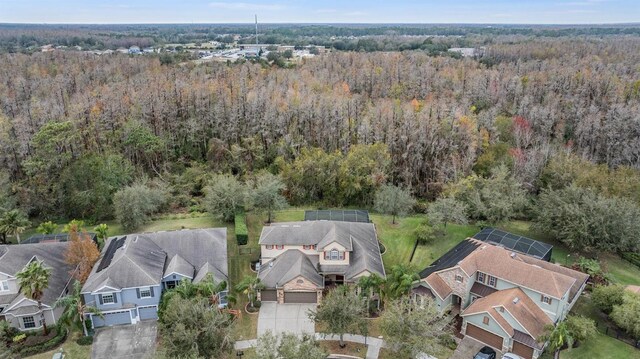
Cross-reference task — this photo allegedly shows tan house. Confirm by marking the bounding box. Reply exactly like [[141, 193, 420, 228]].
[[257, 221, 385, 304], [413, 236, 588, 359]]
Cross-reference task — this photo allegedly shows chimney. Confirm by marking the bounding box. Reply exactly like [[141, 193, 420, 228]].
[[513, 297, 520, 304]]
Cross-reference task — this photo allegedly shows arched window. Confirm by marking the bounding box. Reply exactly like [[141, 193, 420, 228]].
[[330, 249, 339, 260]]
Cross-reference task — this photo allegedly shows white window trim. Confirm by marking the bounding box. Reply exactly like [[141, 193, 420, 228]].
[[455, 274, 463, 283], [22, 316, 36, 329], [140, 288, 152, 298], [0, 280, 9, 292], [102, 293, 115, 304]]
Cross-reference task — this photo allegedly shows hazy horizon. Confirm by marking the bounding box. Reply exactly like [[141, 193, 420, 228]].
[[1, 0, 638, 25]]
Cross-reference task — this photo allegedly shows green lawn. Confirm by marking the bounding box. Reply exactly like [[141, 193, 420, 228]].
[[25, 331, 91, 359], [559, 330, 639, 359]]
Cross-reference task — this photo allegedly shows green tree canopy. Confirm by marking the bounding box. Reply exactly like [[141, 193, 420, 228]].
[[159, 296, 235, 358], [591, 285, 625, 314], [385, 264, 419, 300], [113, 183, 166, 231], [374, 184, 416, 224], [308, 285, 367, 347], [246, 172, 288, 223], [447, 165, 528, 224], [533, 185, 640, 252], [0, 209, 30, 244], [610, 292, 640, 340], [55, 281, 102, 336], [380, 297, 449, 358], [427, 196, 468, 228], [36, 221, 58, 235], [204, 174, 245, 222]]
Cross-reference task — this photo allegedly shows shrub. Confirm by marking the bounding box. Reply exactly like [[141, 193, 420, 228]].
[[12, 334, 26, 343], [12, 328, 67, 356], [415, 222, 437, 245], [235, 211, 248, 245], [76, 335, 94, 345], [592, 284, 625, 314]]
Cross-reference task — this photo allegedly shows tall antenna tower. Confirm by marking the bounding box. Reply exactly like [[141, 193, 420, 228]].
[[255, 15, 258, 45]]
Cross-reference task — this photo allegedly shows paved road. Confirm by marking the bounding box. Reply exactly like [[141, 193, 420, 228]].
[[92, 321, 157, 359], [257, 303, 316, 336]]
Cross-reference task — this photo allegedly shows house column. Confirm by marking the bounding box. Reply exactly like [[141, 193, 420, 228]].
[[277, 289, 284, 304]]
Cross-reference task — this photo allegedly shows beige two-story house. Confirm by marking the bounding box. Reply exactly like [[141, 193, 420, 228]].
[[413, 234, 588, 359], [257, 220, 386, 304]]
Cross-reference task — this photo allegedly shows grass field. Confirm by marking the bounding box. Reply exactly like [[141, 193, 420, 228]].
[[26, 331, 91, 359]]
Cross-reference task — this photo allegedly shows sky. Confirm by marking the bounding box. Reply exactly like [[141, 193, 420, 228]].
[[0, 0, 638, 24]]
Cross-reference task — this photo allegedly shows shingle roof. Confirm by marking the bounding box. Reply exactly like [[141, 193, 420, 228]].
[[260, 221, 384, 281], [260, 221, 380, 251], [258, 250, 324, 288], [462, 287, 553, 346], [425, 272, 452, 300], [0, 242, 75, 309], [82, 228, 228, 293], [164, 254, 194, 279], [459, 239, 580, 299]]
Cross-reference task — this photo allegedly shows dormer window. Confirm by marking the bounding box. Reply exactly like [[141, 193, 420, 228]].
[[324, 249, 344, 261], [0, 280, 8, 292], [100, 293, 116, 304], [266, 245, 274, 250], [455, 274, 463, 283], [477, 272, 485, 283]]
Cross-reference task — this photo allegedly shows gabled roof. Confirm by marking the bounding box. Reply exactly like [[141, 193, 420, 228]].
[[259, 221, 379, 251], [82, 236, 166, 293], [82, 228, 228, 293], [343, 228, 385, 280], [258, 250, 324, 288], [462, 287, 553, 346], [458, 239, 583, 299], [0, 242, 75, 308], [425, 272, 452, 300], [164, 255, 194, 279], [193, 262, 227, 284]]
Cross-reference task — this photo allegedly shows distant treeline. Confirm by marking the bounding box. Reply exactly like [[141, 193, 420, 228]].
[[1, 23, 640, 52]]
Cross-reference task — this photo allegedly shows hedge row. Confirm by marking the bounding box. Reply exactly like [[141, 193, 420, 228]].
[[622, 252, 640, 269], [12, 328, 67, 357], [235, 212, 248, 245]]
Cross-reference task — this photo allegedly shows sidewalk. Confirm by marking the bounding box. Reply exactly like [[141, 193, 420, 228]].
[[235, 333, 386, 359]]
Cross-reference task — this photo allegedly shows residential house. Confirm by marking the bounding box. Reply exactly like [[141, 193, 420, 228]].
[[257, 220, 385, 304], [0, 242, 75, 331], [81, 228, 228, 328], [413, 236, 588, 359]]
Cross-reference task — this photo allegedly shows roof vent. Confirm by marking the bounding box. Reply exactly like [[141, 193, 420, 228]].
[[510, 252, 516, 258], [513, 297, 520, 304], [269, 261, 274, 268], [481, 245, 487, 250], [133, 236, 138, 242]]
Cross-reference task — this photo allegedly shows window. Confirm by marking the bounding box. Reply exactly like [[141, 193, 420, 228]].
[[541, 295, 552, 304], [487, 275, 497, 287], [455, 274, 463, 283], [471, 296, 477, 303], [266, 245, 274, 250], [276, 245, 284, 250], [325, 249, 345, 261], [23, 316, 35, 329], [303, 245, 315, 250], [140, 288, 152, 298], [0, 280, 8, 291], [477, 272, 485, 283], [483, 316, 489, 325], [101, 293, 115, 304]]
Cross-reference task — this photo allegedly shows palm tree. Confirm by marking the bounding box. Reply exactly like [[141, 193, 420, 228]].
[[541, 321, 574, 359], [16, 261, 51, 335], [36, 221, 58, 235], [235, 276, 265, 308], [357, 273, 385, 311], [385, 264, 419, 300], [55, 281, 102, 336], [93, 223, 109, 246], [0, 209, 31, 244]]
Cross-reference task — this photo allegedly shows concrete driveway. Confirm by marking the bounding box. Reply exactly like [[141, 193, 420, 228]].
[[92, 321, 157, 359], [257, 303, 316, 336], [451, 336, 503, 359]]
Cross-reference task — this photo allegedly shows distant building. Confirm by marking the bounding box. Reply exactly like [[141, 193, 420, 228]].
[[40, 44, 54, 52], [128, 46, 141, 55], [448, 47, 485, 57]]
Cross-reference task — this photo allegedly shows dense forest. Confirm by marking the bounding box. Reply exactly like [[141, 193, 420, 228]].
[[1, 30, 640, 253]]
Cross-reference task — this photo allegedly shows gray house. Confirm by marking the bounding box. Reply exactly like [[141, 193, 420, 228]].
[[0, 242, 75, 331], [81, 228, 228, 328]]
